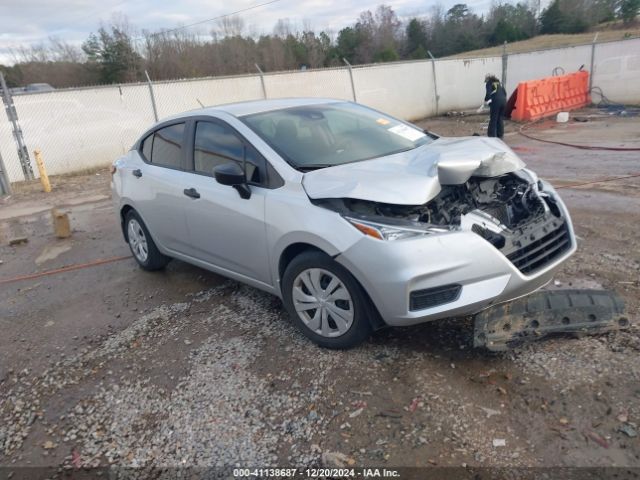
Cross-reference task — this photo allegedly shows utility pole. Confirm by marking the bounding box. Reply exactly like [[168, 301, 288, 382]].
[[501, 42, 508, 91], [144, 70, 159, 122], [0, 71, 34, 180], [427, 51, 440, 116], [589, 32, 599, 95], [255, 64, 267, 99], [0, 148, 11, 195]]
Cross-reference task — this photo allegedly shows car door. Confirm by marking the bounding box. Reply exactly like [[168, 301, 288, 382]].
[[180, 118, 271, 284], [131, 122, 194, 254]]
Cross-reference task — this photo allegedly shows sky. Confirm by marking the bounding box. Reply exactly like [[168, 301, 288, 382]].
[[0, 0, 500, 64]]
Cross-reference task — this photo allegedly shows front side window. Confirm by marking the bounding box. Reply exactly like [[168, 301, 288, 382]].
[[241, 102, 432, 170], [150, 123, 185, 168], [194, 121, 262, 183]]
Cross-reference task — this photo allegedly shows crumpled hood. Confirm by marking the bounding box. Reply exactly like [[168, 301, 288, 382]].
[[302, 136, 526, 205]]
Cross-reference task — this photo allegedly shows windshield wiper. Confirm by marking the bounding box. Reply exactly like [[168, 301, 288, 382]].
[[297, 164, 335, 172]]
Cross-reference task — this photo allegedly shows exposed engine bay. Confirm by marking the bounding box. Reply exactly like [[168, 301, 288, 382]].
[[317, 172, 571, 274], [319, 173, 555, 227]]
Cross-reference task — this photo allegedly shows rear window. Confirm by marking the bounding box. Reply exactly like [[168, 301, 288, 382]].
[[241, 102, 431, 170], [150, 123, 185, 169]]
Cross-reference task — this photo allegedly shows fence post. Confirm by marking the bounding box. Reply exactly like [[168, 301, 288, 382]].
[[0, 148, 11, 195], [0, 71, 34, 180], [501, 41, 508, 91], [255, 64, 267, 99], [427, 51, 440, 116], [33, 149, 52, 193], [144, 70, 159, 122], [342, 58, 357, 102], [589, 32, 599, 96]]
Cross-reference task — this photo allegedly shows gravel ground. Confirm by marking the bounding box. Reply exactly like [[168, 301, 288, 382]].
[[1, 109, 639, 474]]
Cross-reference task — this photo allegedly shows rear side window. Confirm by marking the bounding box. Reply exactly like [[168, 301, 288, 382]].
[[150, 123, 185, 169], [141, 134, 153, 161], [194, 121, 262, 183]]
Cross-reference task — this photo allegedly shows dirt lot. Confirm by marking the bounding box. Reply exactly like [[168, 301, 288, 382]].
[[1, 109, 639, 476]]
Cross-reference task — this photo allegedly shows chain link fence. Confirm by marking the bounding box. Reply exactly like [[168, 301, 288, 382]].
[[1, 37, 639, 188], [0, 65, 361, 186]]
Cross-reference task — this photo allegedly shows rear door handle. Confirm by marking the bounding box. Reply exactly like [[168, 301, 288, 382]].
[[183, 187, 200, 199], [132, 169, 142, 178]]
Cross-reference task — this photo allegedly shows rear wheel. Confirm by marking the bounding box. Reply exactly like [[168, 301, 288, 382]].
[[282, 251, 373, 348], [125, 210, 170, 271]]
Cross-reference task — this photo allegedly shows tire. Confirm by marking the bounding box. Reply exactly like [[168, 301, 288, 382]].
[[282, 251, 373, 349], [124, 210, 170, 271]]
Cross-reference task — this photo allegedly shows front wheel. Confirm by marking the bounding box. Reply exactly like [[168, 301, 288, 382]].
[[282, 251, 373, 348], [125, 210, 170, 271]]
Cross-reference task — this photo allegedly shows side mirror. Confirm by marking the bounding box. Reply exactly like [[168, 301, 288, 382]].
[[214, 162, 251, 199]]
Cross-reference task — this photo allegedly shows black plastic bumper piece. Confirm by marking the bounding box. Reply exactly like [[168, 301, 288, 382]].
[[473, 289, 629, 352], [409, 284, 462, 311]]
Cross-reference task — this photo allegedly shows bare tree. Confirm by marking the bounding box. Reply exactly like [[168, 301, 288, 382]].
[[217, 15, 245, 38]]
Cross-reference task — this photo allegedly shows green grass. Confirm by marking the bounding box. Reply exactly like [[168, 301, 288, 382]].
[[447, 28, 640, 59]]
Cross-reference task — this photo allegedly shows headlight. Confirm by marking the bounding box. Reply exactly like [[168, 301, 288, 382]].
[[344, 216, 451, 241]]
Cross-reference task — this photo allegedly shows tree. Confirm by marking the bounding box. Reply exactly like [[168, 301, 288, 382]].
[[591, 0, 618, 23], [619, 0, 640, 22], [486, 3, 537, 44], [435, 3, 485, 55], [540, 0, 566, 33], [336, 27, 360, 63], [82, 20, 142, 84], [0, 65, 23, 88], [540, 0, 589, 33], [406, 18, 428, 58], [446, 4, 471, 22]]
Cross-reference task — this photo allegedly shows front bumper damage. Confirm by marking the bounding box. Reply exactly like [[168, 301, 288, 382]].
[[473, 289, 630, 352]]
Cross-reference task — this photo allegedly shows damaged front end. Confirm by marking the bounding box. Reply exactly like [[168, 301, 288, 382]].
[[316, 170, 572, 277]]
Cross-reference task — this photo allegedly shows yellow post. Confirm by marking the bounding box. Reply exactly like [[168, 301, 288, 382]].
[[33, 149, 51, 193]]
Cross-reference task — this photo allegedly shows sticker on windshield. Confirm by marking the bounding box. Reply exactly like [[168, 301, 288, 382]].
[[388, 124, 426, 142]]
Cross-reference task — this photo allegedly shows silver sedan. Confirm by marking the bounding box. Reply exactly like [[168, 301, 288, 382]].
[[111, 98, 576, 348]]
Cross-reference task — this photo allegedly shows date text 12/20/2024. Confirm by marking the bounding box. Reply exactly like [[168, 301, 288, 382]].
[[233, 468, 401, 478]]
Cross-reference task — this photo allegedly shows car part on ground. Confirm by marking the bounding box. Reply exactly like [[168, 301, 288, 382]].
[[473, 289, 629, 352]]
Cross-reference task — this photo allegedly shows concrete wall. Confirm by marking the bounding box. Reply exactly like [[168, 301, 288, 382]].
[[352, 61, 436, 120], [506, 44, 593, 93], [592, 38, 640, 105], [2, 37, 639, 183], [264, 67, 353, 102], [435, 57, 503, 112], [153, 74, 264, 119]]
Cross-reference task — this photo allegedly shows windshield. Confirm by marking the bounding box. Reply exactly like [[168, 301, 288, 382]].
[[241, 102, 433, 170]]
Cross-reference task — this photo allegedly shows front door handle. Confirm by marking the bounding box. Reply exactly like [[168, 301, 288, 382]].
[[132, 169, 142, 178], [183, 187, 200, 199]]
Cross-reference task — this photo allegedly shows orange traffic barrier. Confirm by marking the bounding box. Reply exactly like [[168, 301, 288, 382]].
[[508, 71, 590, 122]]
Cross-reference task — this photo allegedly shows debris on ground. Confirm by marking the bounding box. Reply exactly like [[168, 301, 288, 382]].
[[474, 290, 629, 351], [322, 451, 354, 468], [8, 237, 28, 246], [51, 208, 71, 238], [618, 423, 638, 438]]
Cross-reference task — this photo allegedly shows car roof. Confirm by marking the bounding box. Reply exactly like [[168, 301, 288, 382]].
[[168, 97, 345, 121]]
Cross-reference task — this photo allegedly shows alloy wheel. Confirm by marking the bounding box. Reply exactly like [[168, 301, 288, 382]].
[[127, 218, 149, 263]]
